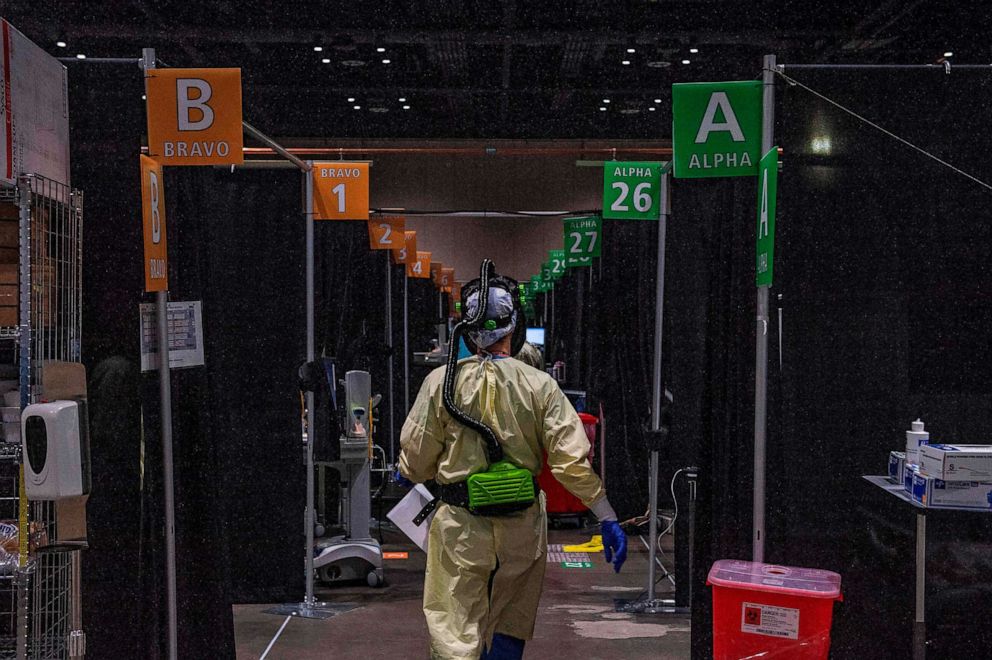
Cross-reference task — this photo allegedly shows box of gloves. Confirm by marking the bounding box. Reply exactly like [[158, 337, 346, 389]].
[[911, 472, 992, 509], [888, 451, 906, 483], [919, 444, 992, 481]]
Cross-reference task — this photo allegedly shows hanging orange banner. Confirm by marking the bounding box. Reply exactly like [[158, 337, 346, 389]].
[[392, 230, 417, 265], [368, 215, 405, 250], [145, 68, 244, 166], [140, 155, 168, 292], [408, 251, 431, 278], [439, 268, 455, 291], [430, 262, 444, 287], [312, 162, 370, 220]]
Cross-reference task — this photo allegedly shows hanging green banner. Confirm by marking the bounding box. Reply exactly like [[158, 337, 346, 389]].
[[602, 162, 661, 220], [756, 147, 778, 287], [548, 250, 567, 280], [564, 216, 601, 267], [672, 80, 762, 179]]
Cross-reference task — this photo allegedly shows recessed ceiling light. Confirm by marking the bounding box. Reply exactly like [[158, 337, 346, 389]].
[[56, 41, 66, 48], [398, 97, 406, 102], [340, 59, 366, 67], [353, 105, 361, 110], [689, 48, 699, 54], [681, 59, 691, 64], [599, 107, 607, 111], [76, 53, 86, 59], [347, 97, 356, 102], [377, 47, 386, 53], [621, 60, 631, 65], [603, 98, 610, 103], [649, 107, 656, 111], [646, 60, 671, 69], [313, 46, 323, 52], [141, 94, 146, 100], [382, 59, 391, 64], [402, 105, 410, 110], [627, 48, 636, 54], [943, 51, 953, 57], [321, 58, 330, 64], [654, 98, 661, 103]]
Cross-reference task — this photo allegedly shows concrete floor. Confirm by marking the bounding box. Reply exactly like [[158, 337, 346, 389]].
[[234, 523, 690, 659]]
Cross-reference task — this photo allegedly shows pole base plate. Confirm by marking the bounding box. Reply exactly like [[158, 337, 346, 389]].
[[614, 598, 690, 616], [263, 602, 359, 620]]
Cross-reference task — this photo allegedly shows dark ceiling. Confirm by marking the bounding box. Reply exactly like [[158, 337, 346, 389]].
[[3, 1, 988, 139]]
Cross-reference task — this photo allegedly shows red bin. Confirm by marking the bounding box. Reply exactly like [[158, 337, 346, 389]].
[[539, 412, 598, 515], [707, 559, 842, 660]]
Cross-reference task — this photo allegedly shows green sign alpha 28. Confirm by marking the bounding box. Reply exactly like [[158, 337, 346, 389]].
[[672, 80, 762, 179]]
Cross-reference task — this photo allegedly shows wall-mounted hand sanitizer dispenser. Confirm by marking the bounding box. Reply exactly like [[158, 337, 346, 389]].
[[22, 400, 91, 500]]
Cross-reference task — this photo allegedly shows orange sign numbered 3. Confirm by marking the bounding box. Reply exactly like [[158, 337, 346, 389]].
[[145, 68, 244, 166], [313, 162, 370, 220], [139, 155, 168, 292], [408, 251, 431, 278], [392, 230, 417, 265], [368, 216, 405, 250], [430, 262, 444, 286]]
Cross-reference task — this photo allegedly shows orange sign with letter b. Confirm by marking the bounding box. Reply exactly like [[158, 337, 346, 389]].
[[140, 155, 168, 292]]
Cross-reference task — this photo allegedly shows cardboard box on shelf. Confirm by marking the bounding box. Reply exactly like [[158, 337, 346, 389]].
[[919, 444, 992, 482], [911, 472, 992, 509], [888, 451, 906, 483]]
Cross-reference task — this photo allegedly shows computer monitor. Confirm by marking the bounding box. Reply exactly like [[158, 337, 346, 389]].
[[526, 327, 545, 347]]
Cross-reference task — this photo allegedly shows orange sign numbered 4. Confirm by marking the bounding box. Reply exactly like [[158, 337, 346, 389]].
[[313, 162, 370, 220], [140, 155, 168, 292], [368, 216, 405, 250], [408, 251, 431, 278], [145, 68, 244, 166], [392, 230, 417, 265]]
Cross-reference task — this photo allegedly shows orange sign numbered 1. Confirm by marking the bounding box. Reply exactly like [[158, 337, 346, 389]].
[[313, 162, 370, 220], [140, 155, 168, 292], [408, 251, 431, 278], [392, 231, 417, 265], [368, 216, 405, 250], [145, 68, 244, 166]]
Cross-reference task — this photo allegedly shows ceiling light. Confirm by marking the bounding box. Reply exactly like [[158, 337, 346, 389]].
[[377, 47, 386, 53], [382, 59, 391, 64], [76, 53, 86, 59], [398, 97, 406, 102], [654, 98, 662, 103], [603, 98, 610, 103], [690, 48, 699, 54], [681, 59, 691, 64], [810, 136, 832, 155], [943, 51, 953, 57], [402, 105, 410, 110], [599, 107, 607, 111], [627, 48, 636, 53], [340, 59, 366, 67], [347, 97, 356, 102], [649, 107, 656, 111], [621, 60, 631, 65], [646, 60, 671, 69], [56, 41, 66, 48], [141, 94, 146, 100], [313, 46, 323, 52], [321, 58, 330, 63], [353, 105, 361, 110]]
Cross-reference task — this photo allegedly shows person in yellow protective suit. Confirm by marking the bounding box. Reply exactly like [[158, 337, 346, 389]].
[[514, 341, 544, 371], [400, 281, 626, 660]]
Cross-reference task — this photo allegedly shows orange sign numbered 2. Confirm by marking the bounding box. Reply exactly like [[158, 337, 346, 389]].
[[439, 268, 455, 291], [392, 230, 417, 265], [368, 216, 405, 250], [140, 155, 168, 292], [408, 251, 431, 278], [313, 162, 370, 220], [145, 68, 244, 166]]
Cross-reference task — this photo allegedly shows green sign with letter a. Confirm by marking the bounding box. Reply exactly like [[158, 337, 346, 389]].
[[756, 147, 778, 287], [602, 162, 661, 220], [672, 80, 762, 178], [563, 216, 601, 267]]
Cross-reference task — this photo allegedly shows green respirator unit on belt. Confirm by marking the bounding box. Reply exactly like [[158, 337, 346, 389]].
[[443, 259, 535, 515]]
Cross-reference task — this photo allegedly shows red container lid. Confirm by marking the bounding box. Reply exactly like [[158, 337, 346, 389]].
[[577, 412, 598, 424], [707, 559, 842, 600]]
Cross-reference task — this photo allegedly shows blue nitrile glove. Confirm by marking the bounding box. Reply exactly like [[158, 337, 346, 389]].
[[601, 520, 627, 573], [393, 469, 413, 489]]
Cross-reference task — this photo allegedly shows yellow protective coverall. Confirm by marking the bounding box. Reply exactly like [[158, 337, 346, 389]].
[[399, 355, 607, 659]]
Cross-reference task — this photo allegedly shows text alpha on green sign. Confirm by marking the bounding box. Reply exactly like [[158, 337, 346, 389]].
[[672, 80, 762, 179], [563, 216, 601, 267], [602, 162, 661, 220], [756, 147, 778, 287]]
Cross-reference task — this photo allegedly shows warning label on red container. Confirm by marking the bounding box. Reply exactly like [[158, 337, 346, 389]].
[[741, 602, 799, 639]]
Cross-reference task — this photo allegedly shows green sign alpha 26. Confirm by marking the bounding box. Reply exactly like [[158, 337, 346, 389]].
[[602, 162, 661, 220]]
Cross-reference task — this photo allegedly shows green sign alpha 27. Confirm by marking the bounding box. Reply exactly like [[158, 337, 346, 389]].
[[672, 80, 762, 179], [563, 216, 601, 267]]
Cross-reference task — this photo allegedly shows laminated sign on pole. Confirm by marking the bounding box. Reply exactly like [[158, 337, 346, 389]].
[[672, 80, 762, 178]]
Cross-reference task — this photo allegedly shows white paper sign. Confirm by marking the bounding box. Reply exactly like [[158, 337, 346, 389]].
[[140, 300, 205, 372]]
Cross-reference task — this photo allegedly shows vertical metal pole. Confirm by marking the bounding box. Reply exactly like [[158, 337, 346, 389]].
[[403, 273, 410, 413], [386, 257, 395, 464], [143, 47, 178, 660], [754, 54, 776, 563], [15, 178, 31, 660], [304, 165, 316, 608], [647, 171, 670, 603], [914, 513, 926, 660]]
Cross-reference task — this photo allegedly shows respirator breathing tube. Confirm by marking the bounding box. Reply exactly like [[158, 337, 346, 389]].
[[442, 259, 504, 464]]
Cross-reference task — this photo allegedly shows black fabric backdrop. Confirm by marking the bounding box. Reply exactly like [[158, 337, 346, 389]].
[[71, 62, 992, 658]]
